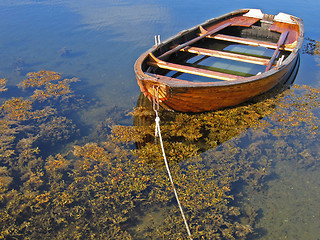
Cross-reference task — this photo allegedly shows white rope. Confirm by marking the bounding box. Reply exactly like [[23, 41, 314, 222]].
[[152, 86, 193, 239]]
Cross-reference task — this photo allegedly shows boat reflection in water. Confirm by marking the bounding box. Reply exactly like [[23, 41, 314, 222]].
[[133, 54, 299, 165]]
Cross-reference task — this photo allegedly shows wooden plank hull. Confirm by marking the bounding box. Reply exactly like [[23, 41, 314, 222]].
[[134, 9, 304, 112], [158, 56, 298, 112]]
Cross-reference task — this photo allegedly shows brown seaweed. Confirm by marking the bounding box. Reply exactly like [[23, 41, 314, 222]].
[[0, 69, 319, 239]]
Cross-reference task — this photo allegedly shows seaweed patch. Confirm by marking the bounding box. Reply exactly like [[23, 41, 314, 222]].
[[0, 70, 319, 239]]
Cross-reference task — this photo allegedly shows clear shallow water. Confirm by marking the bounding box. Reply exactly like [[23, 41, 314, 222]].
[[0, 0, 319, 239]]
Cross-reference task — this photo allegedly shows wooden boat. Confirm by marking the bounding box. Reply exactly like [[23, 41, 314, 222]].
[[134, 9, 304, 112]]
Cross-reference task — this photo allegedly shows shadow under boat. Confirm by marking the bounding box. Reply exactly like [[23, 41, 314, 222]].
[[133, 54, 300, 155]]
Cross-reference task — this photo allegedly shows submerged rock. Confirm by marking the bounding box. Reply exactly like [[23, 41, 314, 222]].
[[59, 47, 72, 57], [13, 57, 25, 75]]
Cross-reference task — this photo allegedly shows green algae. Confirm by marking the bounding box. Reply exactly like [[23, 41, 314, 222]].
[[0, 68, 319, 239]]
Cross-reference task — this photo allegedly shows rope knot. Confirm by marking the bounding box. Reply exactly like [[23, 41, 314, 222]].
[[155, 116, 160, 124], [155, 116, 160, 137]]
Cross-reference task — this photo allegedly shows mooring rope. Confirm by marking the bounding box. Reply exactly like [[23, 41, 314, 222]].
[[152, 86, 193, 239]]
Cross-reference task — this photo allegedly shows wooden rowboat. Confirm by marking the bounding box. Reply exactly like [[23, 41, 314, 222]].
[[134, 9, 304, 112]]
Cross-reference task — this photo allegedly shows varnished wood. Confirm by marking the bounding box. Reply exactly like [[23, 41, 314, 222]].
[[159, 16, 261, 59], [134, 9, 304, 112], [158, 22, 231, 59], [265, 31, 289, 71], [179, 46, 270, 65], [148, 53, 242, 81], [269, 22, 299, 49], [205, 15, 260, 31], [207, 34, 279, 49]]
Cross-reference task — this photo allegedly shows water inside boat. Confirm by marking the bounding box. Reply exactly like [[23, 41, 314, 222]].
[[165, 40, 287, 82]]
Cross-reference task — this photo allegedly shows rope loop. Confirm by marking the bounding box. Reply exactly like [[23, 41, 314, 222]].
[[152, 85, 160, 112]]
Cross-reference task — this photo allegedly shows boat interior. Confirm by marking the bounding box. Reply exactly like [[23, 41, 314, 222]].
[[143, 10, 300, 83]]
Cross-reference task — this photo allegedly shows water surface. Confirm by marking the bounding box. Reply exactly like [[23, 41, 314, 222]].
[[0, 0, 319, 239]]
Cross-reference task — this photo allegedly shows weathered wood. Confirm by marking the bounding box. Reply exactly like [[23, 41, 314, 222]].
[[265, 31, 289, 71], [158, 22, 231, 59], [205, 16, 260, 31], [148, 53, 242, 81], [269, 21, 299, 49], [179, 46, 270, 65]]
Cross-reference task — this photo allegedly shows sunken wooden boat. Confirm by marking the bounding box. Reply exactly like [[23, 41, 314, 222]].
[[134, 9, 304, 112]]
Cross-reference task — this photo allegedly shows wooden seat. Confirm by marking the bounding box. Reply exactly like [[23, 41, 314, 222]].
[[147, 53, 243, 81], [206, 34, 279, 48], [179, 46, 270, 65], [199, 18, 296, 52], [158, 16, 263, 60], [203, 33, 295, 52]]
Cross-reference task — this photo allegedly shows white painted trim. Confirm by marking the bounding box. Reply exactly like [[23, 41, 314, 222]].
[[243, 9, 264, 19], [274, 13, 295, 24]]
